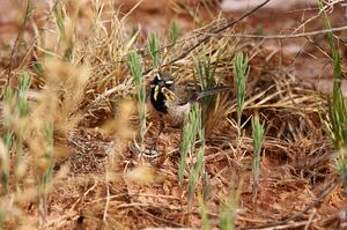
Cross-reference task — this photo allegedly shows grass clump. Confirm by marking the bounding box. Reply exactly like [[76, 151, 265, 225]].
[[194, 56, 217, 126], [219, 181, 243, 230], [178, 104, 203, 185], [147, 33, 161, 69], [198, 191, 211, 230], [195, 56, 216, 91], [233, 52, 249, 131], [251, 113, 265, 198], [178, 103, 207, 211], [128, 51, 146, 149], [38, 123, 54, 223], [169, 21, 181, 45], [188, 145, 205, 207], [1, 72, 31, 193], [53, 1, 76, 61], [318, 0, 347, 192]]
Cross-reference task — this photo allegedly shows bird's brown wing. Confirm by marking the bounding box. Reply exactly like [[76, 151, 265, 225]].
[[173, 86, 198, 105]]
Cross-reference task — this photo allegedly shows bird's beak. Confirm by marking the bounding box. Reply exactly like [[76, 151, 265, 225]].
[[153, 85, 159, 101]]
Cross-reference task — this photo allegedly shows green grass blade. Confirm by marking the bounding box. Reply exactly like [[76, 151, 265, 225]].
[[318, 0, 347, 192], [251, 114, 265, 197], [147, 33, 161, 68], [219, 181, 243, 230], [178, 104, 201, 185], [169, 21, 181, 45], [233, 52, 249, 129], [18, 71, 31, 117], [128, 51, 146, 147]]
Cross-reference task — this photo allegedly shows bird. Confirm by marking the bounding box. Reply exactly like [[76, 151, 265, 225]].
[[149, 72, 230, 127], [141, 72, 230, 157]]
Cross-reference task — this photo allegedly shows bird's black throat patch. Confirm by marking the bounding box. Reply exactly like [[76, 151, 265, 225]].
[[150, 72, 175, 114], [150, 88, 168, 113]]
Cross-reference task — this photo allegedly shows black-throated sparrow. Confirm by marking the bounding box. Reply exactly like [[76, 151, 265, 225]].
[[149, 72, 230, 126]]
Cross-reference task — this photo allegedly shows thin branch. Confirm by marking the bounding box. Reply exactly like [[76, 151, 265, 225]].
[[202, 25, 347, 39]]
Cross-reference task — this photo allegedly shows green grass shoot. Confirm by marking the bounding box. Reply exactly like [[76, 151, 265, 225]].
[[1, 87, 14, 193], [178, 103, 202, 185], [128, 51, 146, 148], [147, 33, 161, 69], [18, 71, 31, 116], [318, 0, 347, 192], [233, 52, 249, 130], [169, 21, 181, 45], [179, 103, 206, 210], [1, 72, 31, 193], [219, 181, 243, 230], [251, 113, 265, 198], [195, 57, 216, 90], [194, 56, 217, 125], [53, 1, 74, 61], [188, 132, 205, 207], [198, 192, 211, 230]]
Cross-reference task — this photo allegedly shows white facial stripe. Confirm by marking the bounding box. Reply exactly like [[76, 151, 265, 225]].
[[155, 73, 161, 80], [154, 85, 159, 100], [165, 80, 174, 85]]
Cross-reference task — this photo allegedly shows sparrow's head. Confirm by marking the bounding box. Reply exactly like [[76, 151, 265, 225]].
[[150, 72, 176, 113], [150, 72, 174, 90]]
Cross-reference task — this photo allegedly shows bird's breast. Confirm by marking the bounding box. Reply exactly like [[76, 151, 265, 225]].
[[166, 101, 191, 126]]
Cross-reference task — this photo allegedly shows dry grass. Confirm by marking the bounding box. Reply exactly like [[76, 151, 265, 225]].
[[0, 0, 346, 229]]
